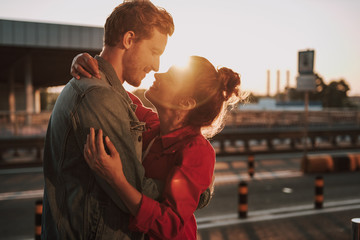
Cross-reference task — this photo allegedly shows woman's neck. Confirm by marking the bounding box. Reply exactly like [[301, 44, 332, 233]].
[[157, 108, 187, 136]]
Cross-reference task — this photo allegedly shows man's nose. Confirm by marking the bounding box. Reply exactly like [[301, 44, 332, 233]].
[[152, 56, 160, 72]]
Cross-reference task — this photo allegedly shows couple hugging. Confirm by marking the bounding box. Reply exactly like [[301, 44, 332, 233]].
[[42, 1, 244, 239]]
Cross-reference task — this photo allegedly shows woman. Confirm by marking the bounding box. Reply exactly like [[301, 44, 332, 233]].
[[73, 55, 242, 239]]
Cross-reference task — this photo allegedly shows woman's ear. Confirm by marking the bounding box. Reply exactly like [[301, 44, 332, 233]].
[[178, 97, 196, 110], [123, 31, 136, 49]]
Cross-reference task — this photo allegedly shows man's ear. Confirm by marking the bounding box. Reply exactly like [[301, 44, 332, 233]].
[[178, 97, 196, 110], [123, 31, 136, 49]]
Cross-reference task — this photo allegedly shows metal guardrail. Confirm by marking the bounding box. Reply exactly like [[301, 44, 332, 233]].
[[0, 110, 359, 162], [0, 111, 51, 136], [225, 110, 360, 129], [0, 135, 44, 162], [211, 126, 360, 156], [0, 110, 359, 136]]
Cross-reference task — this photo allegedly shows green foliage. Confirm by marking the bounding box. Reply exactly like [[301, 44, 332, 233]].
[[287, 74, 355, 109]]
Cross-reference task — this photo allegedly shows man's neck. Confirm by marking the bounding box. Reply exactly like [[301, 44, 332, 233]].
[[100, 46, 125, 84]]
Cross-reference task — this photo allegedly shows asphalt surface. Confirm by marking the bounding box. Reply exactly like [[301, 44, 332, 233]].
[[0, 150, 359, 240]]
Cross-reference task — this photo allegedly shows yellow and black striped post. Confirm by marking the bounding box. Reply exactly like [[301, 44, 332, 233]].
[[238, 181, 248, 218], [247, 155, 255, 178], [352, 218, 360, 240], [35, 199, 43, 240], [315, 176, 324, 209]]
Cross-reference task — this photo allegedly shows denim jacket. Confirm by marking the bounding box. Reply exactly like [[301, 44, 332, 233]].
[[42, 56, 162, 240]]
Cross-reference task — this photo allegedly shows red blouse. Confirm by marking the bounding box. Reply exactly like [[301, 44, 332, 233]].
[[128, 92, 215, 239]]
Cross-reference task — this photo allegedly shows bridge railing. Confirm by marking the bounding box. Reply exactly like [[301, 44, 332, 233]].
[[0, 110, 359, 137], [225, 110, 360, 128], [0, 111, 51, 137], [0, 110, 359, 163]]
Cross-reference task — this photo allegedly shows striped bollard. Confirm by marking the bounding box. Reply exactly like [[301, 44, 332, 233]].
[[248, 155, 255, 178], [238, 181, 248, 218], [35, 199, 43, 240], [352, 218, 360, 240], [315, 176, 324, 209]]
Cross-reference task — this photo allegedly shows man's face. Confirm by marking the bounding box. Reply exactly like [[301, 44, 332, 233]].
[[123, 29, 168, 87]]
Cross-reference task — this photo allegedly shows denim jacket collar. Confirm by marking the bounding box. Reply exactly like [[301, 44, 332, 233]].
[[95, 55, 137, 112]]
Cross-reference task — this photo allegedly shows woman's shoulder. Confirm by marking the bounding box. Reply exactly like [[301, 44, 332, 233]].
[[182, 134, 215, 159], [187, 133, 213, 147]]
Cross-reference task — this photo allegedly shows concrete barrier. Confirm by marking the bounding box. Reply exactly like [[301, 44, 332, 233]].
[[302, 153, 360, 173]]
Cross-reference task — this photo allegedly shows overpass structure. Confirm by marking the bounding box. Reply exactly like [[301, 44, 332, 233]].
[[0, 19, 103, 124]]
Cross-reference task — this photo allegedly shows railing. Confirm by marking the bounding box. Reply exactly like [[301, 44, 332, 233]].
[[0, 110, 360, 163], [225, 110, 360, 129], [0, 111, 51, 163], [0, 110, 359, 137], [0, 111, 51, 137], [211, 125, 360, 156]]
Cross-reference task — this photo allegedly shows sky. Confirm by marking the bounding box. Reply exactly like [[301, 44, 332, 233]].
[[1, 0, 359, 96]]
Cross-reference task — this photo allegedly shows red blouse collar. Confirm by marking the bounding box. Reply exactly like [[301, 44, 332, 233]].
[[160, 125, 201, 150]]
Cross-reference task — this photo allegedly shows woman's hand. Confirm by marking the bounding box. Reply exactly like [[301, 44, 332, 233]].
[[71, 53, 101, 80], [84, 128, 125, 185], [84, 127, 143, 216]]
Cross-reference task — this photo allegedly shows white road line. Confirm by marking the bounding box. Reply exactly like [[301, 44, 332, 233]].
[[0, 170, 302, 201], [0, 189, 43, 201], [214, 170, 303, 184], [197, 199, 360, 229]]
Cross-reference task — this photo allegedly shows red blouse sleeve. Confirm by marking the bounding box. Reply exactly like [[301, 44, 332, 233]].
[[129, 139, 215, 239], [127, 91, 159, 129]]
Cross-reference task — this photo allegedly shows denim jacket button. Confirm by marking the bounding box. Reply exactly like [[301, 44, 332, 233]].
[[138, 136, 142, 142]]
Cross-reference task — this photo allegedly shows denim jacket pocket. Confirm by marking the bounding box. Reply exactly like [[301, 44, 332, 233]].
[[130, 121, 146, 132]]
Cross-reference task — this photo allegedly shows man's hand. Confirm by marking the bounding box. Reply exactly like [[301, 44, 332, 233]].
[[70, 53, 101, 79]]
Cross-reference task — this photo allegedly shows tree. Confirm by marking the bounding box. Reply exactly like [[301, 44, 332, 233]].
[[321, 79, 352, 108], [288, 73, 353, 108]]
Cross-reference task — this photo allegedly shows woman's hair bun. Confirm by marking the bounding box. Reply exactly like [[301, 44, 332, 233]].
[[217, 67, 241, 101]]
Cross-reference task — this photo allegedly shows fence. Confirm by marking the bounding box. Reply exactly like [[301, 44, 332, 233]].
[[226, 110, 360, 128], [1, 110, 359, 137], [0, 111, 51, 136]]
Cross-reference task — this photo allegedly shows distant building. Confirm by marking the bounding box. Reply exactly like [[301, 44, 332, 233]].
[[239, 97, 322, 111], [0, 19, 103, 124]]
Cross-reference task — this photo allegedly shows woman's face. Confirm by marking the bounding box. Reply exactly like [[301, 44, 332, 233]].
[[145, 65, 193, 110]]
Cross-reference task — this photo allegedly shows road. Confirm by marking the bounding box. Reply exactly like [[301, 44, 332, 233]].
[[0, 151, 359, 240]]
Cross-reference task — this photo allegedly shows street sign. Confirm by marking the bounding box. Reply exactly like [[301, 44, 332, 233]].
[[298, 50, 315, 74], [297, 74, 316, 91]]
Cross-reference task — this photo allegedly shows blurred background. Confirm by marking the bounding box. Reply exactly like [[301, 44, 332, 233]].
[[0, 1, 359, 239]]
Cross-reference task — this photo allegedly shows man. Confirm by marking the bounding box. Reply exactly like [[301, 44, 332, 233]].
[[41, 1, 174, 239]]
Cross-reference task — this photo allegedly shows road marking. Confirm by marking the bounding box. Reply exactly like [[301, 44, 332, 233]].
[[0, 170, 302, 201], [197, 199, 360, 229], [214, 170, 303, 184], [0, 189, 43, 201]]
